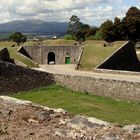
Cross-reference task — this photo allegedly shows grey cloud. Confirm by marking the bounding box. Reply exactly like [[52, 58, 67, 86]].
[[0, 0, 130, 25]]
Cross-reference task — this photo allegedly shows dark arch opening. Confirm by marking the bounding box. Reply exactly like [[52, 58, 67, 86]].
[[48, 52, 55, 64]]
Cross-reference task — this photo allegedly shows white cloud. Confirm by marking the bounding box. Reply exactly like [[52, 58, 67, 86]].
[[0, 0, 137, 25]]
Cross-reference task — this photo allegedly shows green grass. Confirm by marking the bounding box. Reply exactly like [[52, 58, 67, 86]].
[[43, 39, 78, 46], [12, 85, 140, 125], [79, 41, 126, 71], [0, 41, 37, 67], [24, 39, 78, 46]]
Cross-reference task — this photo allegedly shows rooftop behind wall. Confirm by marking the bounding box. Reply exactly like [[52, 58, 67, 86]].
[[97, 41, 140, 72]]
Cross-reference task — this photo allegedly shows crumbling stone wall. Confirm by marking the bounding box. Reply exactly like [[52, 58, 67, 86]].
[[18, 45, 82, 64], [54, 73, 140, 101], [0, 61, 54, 95], [98, 41, 140, 72]]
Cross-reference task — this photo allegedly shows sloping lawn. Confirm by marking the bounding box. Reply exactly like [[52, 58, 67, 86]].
[[12, 85, 140, 125], [24, 39, 78, 46], [0, 41, 37, 67], [79, 41, 126, 71], [42, 39, 78, 46]]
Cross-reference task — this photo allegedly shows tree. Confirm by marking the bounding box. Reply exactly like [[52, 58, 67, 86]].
[[93, 30, 103, 40], [9, 32, 27, 45], [76, 24, 90, 41], [85, 26, 99, 38], [67, 15, 99, 41], [67, 15, 83, 36], [114, 17, 121, 40], [100, 20, 115, 43], [123, 6, 140, 40]]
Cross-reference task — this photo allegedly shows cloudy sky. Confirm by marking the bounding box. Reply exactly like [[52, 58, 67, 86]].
[[0, 0, 140, 26]]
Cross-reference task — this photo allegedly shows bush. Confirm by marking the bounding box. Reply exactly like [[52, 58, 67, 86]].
[[11, 44, 15, 47], [64, 35, 77, 40], [93, 31, 103, 40]]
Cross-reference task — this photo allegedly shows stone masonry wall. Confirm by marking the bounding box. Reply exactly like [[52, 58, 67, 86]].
[[19, 45, 82, 64], [54, 73, 140, 101], [0, 61, 55, 95], [1, 57, 140, 101]]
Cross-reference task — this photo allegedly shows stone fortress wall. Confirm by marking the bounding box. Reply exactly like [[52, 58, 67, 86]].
[[1, 41, 140, 101], [0, 59, 140, 101], [19, 45, 82, 64], [54, 73, 140, 101]]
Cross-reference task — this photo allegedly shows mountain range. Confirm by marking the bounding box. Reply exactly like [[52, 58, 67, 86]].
[[0, 19, 68, 36]]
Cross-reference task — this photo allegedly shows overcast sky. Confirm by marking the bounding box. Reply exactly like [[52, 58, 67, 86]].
[[0, 0, 140, 26]]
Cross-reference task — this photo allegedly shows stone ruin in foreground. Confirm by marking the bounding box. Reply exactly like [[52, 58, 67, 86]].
[[0, 96, 140, 140]]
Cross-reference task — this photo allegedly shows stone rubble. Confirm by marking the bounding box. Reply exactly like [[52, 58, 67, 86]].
[[0, 96, 140, 140]]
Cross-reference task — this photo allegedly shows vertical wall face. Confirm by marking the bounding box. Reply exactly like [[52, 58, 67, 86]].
[[20, 46, 82, 64], [54, 73, 140, 101]]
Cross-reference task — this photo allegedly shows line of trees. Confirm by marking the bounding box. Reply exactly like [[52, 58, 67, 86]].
[[66, 6, 140, 42], [66, 15, 99, 41]]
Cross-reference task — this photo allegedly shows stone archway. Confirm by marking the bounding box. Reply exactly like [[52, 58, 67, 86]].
[[48, 52, 55, 64]]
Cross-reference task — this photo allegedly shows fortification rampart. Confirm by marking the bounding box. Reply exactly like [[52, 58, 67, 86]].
[[19, 45, 82, 64], [97, 41, 140, 72], [0, 61, 54, 94], [53, 73, 140, 101]]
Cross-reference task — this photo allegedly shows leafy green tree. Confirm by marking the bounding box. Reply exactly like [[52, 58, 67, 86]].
[[63, 34, 77, 40], [114, 17, 121, 40], [93, 30, 103, 40], [122, 6, 140, 40], [67, 15, 99, 41], [67, 15, 83, 36], [100, 20, 115, 43], [9, 32, 27, 45]]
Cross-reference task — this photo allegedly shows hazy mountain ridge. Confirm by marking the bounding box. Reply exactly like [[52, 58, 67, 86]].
[[0, 19, 68, 35]]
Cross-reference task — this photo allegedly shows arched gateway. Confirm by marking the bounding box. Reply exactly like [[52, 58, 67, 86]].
[[48, 52, 55, 64]]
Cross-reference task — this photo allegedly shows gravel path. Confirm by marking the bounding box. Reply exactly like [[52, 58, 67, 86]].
[[34, 64, 140, 83]]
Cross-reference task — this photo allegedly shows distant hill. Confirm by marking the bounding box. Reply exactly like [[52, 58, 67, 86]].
[[0, 19, 68, 36]]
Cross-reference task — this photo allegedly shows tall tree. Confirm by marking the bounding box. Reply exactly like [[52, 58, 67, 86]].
[[67, 15, 83, 36], [100, 20, 115, 43], [123, 6, 140, 40], [67, 15, 99, 41]]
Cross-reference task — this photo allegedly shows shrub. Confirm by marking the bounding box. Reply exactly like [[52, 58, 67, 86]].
[[11, 44, 15, 47], [64, 35, 77, 40], [93, 31, 103, 40]]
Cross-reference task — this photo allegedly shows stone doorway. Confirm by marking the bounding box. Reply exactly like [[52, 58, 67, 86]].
[[48, 52, 55, 64]]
